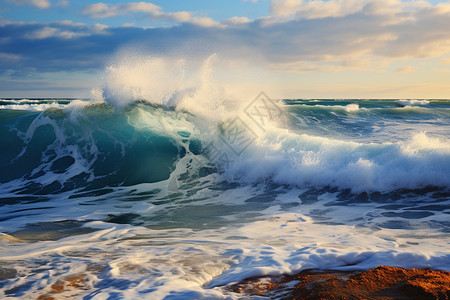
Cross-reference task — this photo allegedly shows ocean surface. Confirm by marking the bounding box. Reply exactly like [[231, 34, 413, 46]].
[[0, 97, 449, 299]]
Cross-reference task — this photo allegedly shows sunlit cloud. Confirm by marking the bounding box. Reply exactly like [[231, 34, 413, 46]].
[[270, 0, 367, 18], [4, 0, 50, 9], [82, 2, 218, 27], [25, 26, 82, 39], [269, 0, 433, 20], [223, 16, 252, 25]]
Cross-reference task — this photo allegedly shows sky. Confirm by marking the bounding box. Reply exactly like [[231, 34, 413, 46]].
[[0, 0, 450, 99]]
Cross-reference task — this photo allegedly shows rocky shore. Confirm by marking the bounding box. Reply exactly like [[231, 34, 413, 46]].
[[228, 266, 450, 299]]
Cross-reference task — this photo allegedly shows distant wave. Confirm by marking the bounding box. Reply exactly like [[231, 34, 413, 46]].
[[398, 99, 430, 106], [0, 98, 40, 104], [0, 102, 64, 111]]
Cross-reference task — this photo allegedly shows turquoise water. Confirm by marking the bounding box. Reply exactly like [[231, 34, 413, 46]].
[[0, 98, 449, 299]]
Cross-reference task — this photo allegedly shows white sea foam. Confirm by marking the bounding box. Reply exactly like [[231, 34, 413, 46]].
[[63, 99, 92, 110], [0, 211, 448, 299], [398, 99, 430, 106], [0, 99, 93, 112], [221, 128, 450, 193], [0, 102, 64, 111], [345, 103, 360, 112], [298, 103, 362, 112], [0, 98, 40, 104], [98, 52, 256, 124], [0, 143, 448, 298]]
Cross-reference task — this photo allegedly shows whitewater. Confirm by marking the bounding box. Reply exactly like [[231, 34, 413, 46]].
[[0, 56, 449, 299]]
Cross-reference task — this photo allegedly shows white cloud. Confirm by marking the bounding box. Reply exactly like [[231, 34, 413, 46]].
[[4, 0, 50, 9], [93, 23, 108, 33], [435, 3, 450, 14], [270, 0, 366, 18], [269, 0, 432, 20], [82, 2, 217, 26], [23, 23, 108, 40], [190, 17, 219, 27], [257, 0, 450, 72], [121, 22, 135, 28], [56, 20, 86, 27], [223, 16, 252, 25], [25, 26, 82, 39], [82, 3, 117, 18]]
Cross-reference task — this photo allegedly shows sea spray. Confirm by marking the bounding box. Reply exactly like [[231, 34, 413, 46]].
[[99, 52, 247, 120]]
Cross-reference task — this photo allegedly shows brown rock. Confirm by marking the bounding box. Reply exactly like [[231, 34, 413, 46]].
[[37, 273, 90, 300], [228, 266, 450, 300]]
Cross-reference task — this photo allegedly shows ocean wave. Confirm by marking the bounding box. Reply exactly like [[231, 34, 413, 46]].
[[1, 99, 449, 194], [221, 129, 450, 193], [0, 98, 40, 104], [398, 99, 430, 106], [0, 102, 64, 111], [0, 102, 197, 191], [293, 103, 363, 112]]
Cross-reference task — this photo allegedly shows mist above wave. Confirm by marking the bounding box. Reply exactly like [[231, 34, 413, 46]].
[[93, 52, 255, 124]]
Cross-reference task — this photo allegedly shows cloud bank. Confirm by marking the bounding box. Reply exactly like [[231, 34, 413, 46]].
[[1, 0, 450, 97], [2, 0, 450, 73]]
